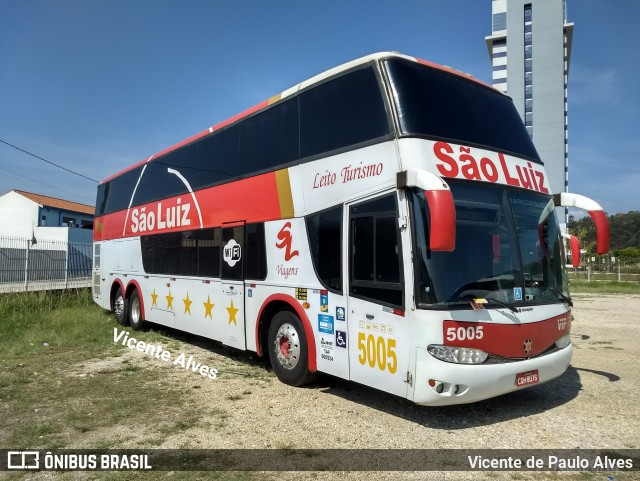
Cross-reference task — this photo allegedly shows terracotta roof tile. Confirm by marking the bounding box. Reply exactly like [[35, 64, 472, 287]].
[[13, 190, 95, 216]]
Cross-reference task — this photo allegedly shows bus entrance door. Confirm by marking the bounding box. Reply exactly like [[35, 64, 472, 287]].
[[347, 193, 409, 398], [221, 222, 246, 350]]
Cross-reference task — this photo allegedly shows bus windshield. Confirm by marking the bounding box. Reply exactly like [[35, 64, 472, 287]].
[[410, 181, 569, 308], [384, 58, 541, 163]]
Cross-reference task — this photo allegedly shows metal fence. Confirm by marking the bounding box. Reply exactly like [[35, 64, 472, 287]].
[[0, 236, 92, 293], [568, 267, 640, 284]]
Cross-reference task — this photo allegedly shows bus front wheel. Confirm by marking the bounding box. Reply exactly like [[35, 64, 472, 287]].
[[113, 287, 129, 326], [267, 310, 316, 387]]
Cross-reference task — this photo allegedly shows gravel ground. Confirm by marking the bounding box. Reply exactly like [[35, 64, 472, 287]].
[[78, 293, 640, 480]]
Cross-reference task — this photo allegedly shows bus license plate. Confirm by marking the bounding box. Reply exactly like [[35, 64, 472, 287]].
[[515, 369, 539, 387]]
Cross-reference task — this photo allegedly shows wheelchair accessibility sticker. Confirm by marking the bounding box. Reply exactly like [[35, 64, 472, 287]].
[[513, 287, 523, 302]]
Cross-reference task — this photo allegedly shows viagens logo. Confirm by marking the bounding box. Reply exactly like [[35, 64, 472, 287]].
[[276, 222, 299, 261]]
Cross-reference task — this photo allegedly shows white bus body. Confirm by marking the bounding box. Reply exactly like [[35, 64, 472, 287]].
[[93, 52, 609, 405]]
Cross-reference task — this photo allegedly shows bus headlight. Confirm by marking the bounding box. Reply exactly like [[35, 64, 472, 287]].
[[427, 345, 488, 364], [555, 334, 571, 349]]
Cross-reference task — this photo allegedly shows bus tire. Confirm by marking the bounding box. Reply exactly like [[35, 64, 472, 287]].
[[267, 310, 316, 387], [128, 289, 145, 331], [113, 287, 129, 326]]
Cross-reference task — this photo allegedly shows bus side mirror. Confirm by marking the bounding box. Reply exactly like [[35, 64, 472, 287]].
[[554, 193, 610, 255], [398, 169, 456, 251], [562, 233, 581, 268]]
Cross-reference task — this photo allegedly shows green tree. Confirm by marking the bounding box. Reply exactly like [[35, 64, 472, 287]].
[[613, 247, 640, 263], [568, 211, 640, 257]]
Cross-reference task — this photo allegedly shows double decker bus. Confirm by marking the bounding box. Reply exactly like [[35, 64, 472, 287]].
[[93, 52, 609, 405]]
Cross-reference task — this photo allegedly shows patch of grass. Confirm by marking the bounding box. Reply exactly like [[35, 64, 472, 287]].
[[0, 290, 269, 481], [0, 288, 110, 359], [206, 407, 232, 429], [0, 349, 191, 448], [0, 291, 204, 447], [156, 411, 203, 436], [570, 280, 640, 294]]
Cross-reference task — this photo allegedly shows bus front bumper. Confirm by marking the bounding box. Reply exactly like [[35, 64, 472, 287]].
[[412, 344, 573, 406]]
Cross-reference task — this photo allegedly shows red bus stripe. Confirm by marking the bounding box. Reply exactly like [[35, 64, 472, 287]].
[[443, 312, 571, 358], [94, 171, 284, 241]]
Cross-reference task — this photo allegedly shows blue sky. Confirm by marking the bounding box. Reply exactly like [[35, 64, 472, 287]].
[[0, 0, 638, 215]]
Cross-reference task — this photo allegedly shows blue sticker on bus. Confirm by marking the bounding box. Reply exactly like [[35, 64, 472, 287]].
[[336, 306, 345, 321], [320, 290, 328, 313], [318, 314, 334, 334], [514, 287, 523, 301], [336, 330, 347, 348]]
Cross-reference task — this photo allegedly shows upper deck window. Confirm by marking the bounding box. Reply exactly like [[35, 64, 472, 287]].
[[299, 66, 390, 159], [384, 59, 540, 162], [96, 65, 391, 217]]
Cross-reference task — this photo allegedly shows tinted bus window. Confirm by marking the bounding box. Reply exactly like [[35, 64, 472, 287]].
[[349, 194, 403, 307], [198, 124, 240, 182], [97, 66, 391, 217], [133, 127, 240, 209], [132, 157, 198, 208], [300, 67, 390, 159], [306, 206, 342, 293], [385, 58, 540, 162], [96, 166, 143, 216], [239, 100, 299, 174], [245, 223, 267, 280], [141, 228, 221, 277]]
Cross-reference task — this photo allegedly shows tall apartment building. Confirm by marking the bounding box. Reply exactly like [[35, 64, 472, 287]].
[[485, 0, 573, 225]]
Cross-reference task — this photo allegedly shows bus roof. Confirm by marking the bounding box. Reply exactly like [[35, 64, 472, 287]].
[[100, 52, 495, 185]]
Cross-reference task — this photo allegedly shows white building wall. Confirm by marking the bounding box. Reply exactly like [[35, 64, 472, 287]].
[[0, 191, 39, 238], [0, 191, 94, 243], [32, 227, 69, 250]]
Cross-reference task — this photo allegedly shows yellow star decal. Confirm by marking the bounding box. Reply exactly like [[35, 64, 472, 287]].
[[150, 288, 158, 308], [166, 290, 174, 310], [183, 293, 193, 314], [226, 299, 239, 326], [203, 295, 214, 319]]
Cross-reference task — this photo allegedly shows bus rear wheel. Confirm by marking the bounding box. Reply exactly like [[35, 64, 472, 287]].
[[128, 289, 145, 331], [267, 310, 316, 387], [113, 287, 129, 326]]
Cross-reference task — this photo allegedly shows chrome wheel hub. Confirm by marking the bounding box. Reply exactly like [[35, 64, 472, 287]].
[[130, 296, 140, 324], [114, 296, 124, 318], [274, 322, 300, 370]]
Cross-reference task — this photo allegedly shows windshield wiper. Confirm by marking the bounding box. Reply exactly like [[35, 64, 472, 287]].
[[558, 290, 573, 306], [526, 282, 573, 306], [545, 287, 573, 306], [484, 297, 519, 313]]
